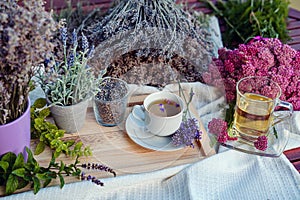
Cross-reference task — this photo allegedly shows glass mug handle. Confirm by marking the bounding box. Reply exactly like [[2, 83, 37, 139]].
[[273, 100, 293, 125]]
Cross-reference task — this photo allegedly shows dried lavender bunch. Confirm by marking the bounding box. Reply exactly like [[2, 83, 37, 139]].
[[88, 0, 216, 84], [35, 21, 105, 106], [0, 0, 56, 125], [105, 48, 204, 87]]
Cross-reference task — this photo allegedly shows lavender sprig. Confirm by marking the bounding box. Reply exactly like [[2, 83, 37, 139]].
[[171, 85, 202, 147], [81, 163, 116, 177], [172, 118, 202, 147], [80, 172, 104, 186], [81, 32, 89, 51], [60, 27, 68, 47]]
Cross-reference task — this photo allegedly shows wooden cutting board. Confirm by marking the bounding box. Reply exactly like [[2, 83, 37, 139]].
[[0, 89, 215, 196]]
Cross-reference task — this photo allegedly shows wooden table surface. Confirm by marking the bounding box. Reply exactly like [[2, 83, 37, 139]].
[[0, 91, 216, 196]]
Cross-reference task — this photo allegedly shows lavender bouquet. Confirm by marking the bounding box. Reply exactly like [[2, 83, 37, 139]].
[[0, 0, 56, 125]]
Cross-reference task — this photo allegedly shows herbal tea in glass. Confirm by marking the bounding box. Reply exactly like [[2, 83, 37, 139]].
[[233, 93, 274, 139], [232, 76, 293, 141]]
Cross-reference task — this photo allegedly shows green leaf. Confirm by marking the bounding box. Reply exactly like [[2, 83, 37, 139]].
[[58, 174, 65, 188], [0, 161, 9, 173], [17, 179, 29, 190], [26, 147, 36, 165], [12, 153, 24, 170], [34, 142, 46, 155], [53, 150, 61, 158], [36, 173, 48, 180], [43, 178, 52, 188], [38, 108, 51, 118], [1, 152, 17, 167], [59, 161, 65, 172], [33, 176, 41, 194], [74, 142, 83, 152], [273, 127, 278, 139], [6, 174, 18, 195], [12, 168, 26, 178], [65, 140, 75, 147], [33, 98, 47, 109]]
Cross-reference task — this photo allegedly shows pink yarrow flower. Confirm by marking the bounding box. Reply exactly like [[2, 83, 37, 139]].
[[254, 136, 268, 151], [204, 37, 300, 111], [208, 118, 235, 143], [208, 118, 227, 135]]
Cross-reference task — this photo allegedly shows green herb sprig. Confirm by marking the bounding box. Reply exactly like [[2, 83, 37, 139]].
[[30, 98, 92, 158], [0, 148, 115, 195]]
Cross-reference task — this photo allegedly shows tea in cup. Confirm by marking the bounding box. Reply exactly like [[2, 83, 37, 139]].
[[232, 76, 293, 140], [131, 91, 185, 136]]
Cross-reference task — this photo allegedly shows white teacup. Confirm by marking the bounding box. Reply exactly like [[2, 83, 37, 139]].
[[131, 91, 185, 137]]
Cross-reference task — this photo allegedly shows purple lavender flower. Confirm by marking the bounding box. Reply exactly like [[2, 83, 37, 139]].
[[80, 172, 104, 186], [254, 136, 268, 151], [81, 32, 89, 50], [159, 103, 164, 112], [88, 45, 95, 59], [60, 27, 67, 47], [81, 163, 116, 177], [68, 52, 74, 67], [172, 118, 202, 147]]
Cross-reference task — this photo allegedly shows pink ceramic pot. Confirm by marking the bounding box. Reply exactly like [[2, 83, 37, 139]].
[[0, 98, 31, 159]]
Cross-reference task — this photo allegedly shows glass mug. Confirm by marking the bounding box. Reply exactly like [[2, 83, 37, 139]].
[[232, 76, 293, 140]]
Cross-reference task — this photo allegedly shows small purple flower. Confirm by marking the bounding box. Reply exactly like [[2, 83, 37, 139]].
[[80, 172, 104, 186], [60, 27, 67, 47], [172, 118, 202, 147], [68, 52, 74, 67], [87, 45, 95, 59], [159, 103, 164, 112], [254, 136, 268, 151], [81, 32, 89, 51]]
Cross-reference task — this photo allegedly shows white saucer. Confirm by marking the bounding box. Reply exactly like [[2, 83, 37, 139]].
[[125, 113, 184, 151]]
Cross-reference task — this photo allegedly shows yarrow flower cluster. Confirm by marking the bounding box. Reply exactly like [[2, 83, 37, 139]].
[[203, 37, 300, 110], [208, 118, 237, 143], [254, 136, 268, 151]]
